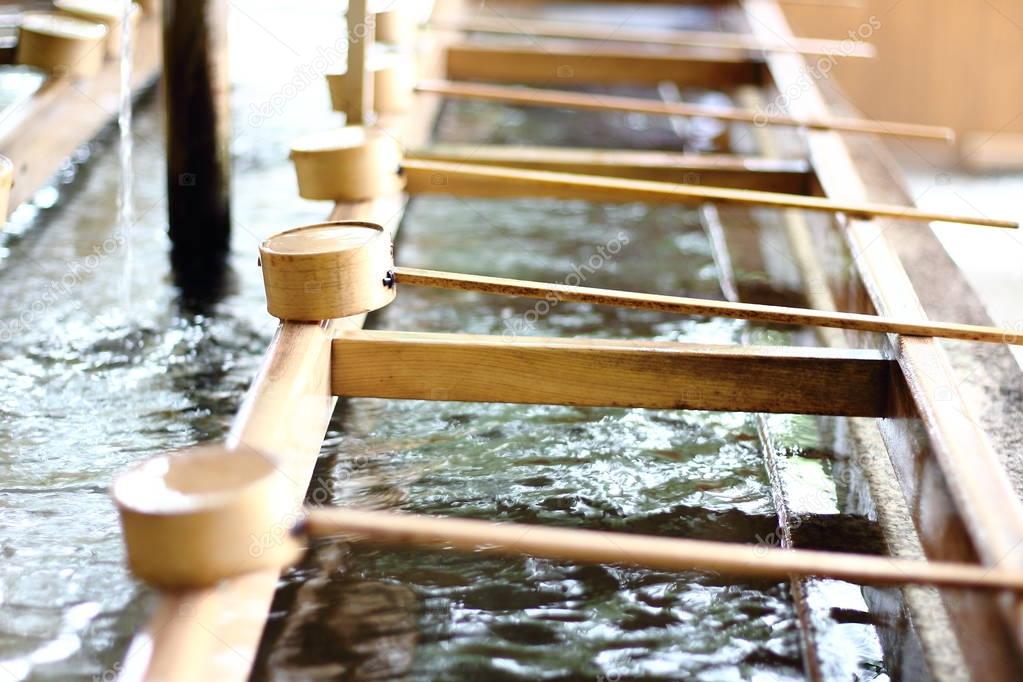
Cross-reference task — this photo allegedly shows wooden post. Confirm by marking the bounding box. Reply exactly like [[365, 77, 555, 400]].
[[163, 0, 231, 293], [346, 0, 374, 125]]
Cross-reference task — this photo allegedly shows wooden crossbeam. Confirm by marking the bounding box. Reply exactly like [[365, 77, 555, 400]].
[[444, 41, 762, 87], [401, 160, 1018, 228], [408, 145, 812, 193], [431, 15, 875, 58], [332, 331, 895, 417]]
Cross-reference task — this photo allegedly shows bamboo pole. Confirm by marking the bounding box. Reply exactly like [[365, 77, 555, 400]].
[[345, 0, 373, 124], [429, 15, 876, 59], [400, 160, 1018, 229], [303, 507, 1023, 592], [392, 267, 1022, 345], [415, 79, 954, 142]]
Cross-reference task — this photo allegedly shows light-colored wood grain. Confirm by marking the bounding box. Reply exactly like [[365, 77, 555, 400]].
[[16, 11, 106, 77], [327, 52, 416, 117], [54, 0, 140, 58], [0, 10, 160, 214], [408, 145, 812, 193], [118, 0, 460, 675], [290, 125, 403, 201], [431, 14, 874, 58], [0, 155, 11, 229], [118, 194, 407, 682], [445, 41, 761, 87], [344, 0, 373, 124], [745, 0, 1023, 668], [260, 221, 396, 321], [331, 330, 894, 417], [117, 319, 338, 682], [306, 506, 1023, 591], [401, 159, 1018, 229], [114, 445, 303, 590], [415, 79, 953, 141], [374, 2, 417, 46], [393, 267, 1023, 345]]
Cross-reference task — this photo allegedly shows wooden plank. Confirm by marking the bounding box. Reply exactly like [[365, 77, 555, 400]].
[[401, 159, 1018, 228], [0, 13, 161, 216], [444, 41, 762, 87], [409, 144, 812, 192], [331, 330, 895, 417], [743, 0, 1023, 675]]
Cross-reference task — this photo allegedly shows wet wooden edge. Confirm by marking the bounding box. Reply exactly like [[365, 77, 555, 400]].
[[742, 1, 1023, 679]]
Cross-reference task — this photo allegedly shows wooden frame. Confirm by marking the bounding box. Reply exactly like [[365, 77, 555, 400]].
[[408, 145, 814, 193], [111, 0, 1023, 680], [332, 330, 895, 417]]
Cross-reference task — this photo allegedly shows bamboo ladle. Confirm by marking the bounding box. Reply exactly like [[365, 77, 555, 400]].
[[288, 129, 1016, 228], [113, 445, 1023, 592], [414, 79, 956, 143], [429, 14, 877, 59], [258, 221, 1022, 346]]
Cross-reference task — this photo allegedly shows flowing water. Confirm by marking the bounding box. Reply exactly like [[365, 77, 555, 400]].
[[117, 0, 135, 316], [0, 2, 892, 680]]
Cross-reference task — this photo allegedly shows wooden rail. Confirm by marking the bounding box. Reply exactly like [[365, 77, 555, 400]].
[[408, 145, 813, 192], [743, 0, 1023, 677], [445, 41, 763, 86], [332, 330, 895, 417]]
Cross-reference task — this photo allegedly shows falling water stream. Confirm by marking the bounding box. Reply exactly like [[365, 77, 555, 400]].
[[117, 0, 134, 318]]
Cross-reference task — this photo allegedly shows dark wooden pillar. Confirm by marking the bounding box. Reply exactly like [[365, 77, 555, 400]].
[[163, 0, 231, 294]]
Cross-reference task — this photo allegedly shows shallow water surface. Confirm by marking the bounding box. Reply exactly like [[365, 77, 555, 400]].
[[0, 1, 890, 680]]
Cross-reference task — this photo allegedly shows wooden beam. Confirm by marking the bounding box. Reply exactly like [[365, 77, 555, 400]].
[[430, 15, 875, 58], [444, 41, 762, 87], [345, 0, 373, 124], [408, 144, 812, 192], [332, 331, 895, 417], [401, 159, 1018, 228]]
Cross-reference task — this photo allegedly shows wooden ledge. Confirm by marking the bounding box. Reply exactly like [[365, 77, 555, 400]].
[[408, 145, 813, 193], [332, 331, 895, 417], [444, 41, 763, 87]]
